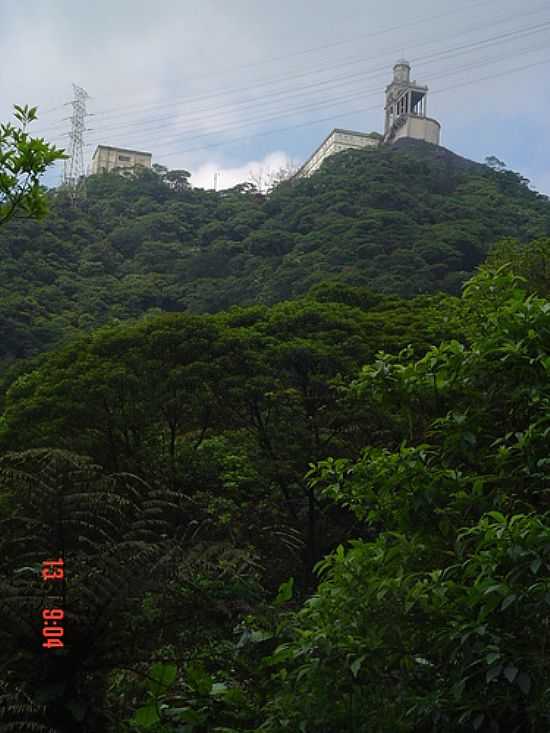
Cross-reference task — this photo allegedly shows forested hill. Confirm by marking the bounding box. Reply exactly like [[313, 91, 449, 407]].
[[1, 138, 549, 361], [3, 123, 550, 731]]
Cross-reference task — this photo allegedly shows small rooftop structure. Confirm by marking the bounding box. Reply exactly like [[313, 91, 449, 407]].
[[91, 145, 152, 175]]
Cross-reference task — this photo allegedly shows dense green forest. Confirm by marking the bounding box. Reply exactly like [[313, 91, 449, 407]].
[[1, 138, 549, 364], [1, 116, 550, 732]]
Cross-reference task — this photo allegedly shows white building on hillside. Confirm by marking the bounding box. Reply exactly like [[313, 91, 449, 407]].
[[91, 145, 152, 175], [294, 60, 441, 179], [383, 59, 440, 145], [293, 129, 382, 178]]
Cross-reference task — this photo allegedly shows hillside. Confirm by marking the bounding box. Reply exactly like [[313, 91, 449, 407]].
[[2, 130, 550, 731], [1, 139, 549, 362]]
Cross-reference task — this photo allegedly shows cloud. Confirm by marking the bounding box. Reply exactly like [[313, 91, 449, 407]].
[[189, 150, 294, 190], [2, 0, 549, 198]]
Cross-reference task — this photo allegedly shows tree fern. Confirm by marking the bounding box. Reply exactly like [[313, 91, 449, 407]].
[[0, 449, 182, 732]]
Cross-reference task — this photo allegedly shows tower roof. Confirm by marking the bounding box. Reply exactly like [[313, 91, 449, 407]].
[[394, 58, 410, 67]]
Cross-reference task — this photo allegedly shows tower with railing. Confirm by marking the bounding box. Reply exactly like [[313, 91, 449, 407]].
[[384, 60, 440, 145], [294, 61, 441, 178]]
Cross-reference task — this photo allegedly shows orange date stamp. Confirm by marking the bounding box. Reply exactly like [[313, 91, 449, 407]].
[[41, 558, 65, 649]]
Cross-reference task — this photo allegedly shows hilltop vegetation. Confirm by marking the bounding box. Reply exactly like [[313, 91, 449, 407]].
[[1, 138, 549, 362]]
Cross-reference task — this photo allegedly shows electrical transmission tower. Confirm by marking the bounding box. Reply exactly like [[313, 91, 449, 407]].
[[63, 84, 91, 195]]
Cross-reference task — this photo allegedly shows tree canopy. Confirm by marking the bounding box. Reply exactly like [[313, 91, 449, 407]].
[[0, 138, 548, 364]]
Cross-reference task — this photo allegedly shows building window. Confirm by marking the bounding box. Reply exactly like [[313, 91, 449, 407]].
[[118, 154, 131, 162]]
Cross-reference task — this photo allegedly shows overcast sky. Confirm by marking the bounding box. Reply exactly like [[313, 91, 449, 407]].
[[1, 0, 549, 193]]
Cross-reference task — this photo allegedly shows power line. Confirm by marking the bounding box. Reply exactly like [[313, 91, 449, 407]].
[[39, 104, 67, 116], [66, 0, 503, 120], [34, 1, 549, 137], [153, 0, 499, 85], [44, 10, 550, 159], [141, 45, 548, 154], [73, 41, 546, 159], [149, 55, 550, 163], [57, 22, 550, 153]]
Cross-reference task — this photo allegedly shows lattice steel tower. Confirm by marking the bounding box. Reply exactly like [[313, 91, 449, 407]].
[[63, 84, 91, 189]]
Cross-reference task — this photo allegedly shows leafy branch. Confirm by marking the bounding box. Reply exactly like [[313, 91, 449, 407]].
[[0, 104, 67, 226]]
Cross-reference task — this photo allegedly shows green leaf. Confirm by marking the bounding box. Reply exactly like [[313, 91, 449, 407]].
[[501, 594, 517, 610], [130, 704, 160, 728], [249, 629, 273, 643], [262, 644, 294, 667], [275, 576, 294, 604], [350, 655, 365, 678], [530, 557, 542, 574], [451, 678, 465, 701], [221, 687, 246, 706], [147, 662, 177, 697], [186, 662, 213, 695]]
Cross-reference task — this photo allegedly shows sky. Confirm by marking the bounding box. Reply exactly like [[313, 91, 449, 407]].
[[1, 0, 549, 193]]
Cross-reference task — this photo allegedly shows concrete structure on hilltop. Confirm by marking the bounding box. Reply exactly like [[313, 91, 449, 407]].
[[294, 60, 440, 179], [91, 145, 152, 175], [293, 129, 382, 178], [383, 59, 440, 145]]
